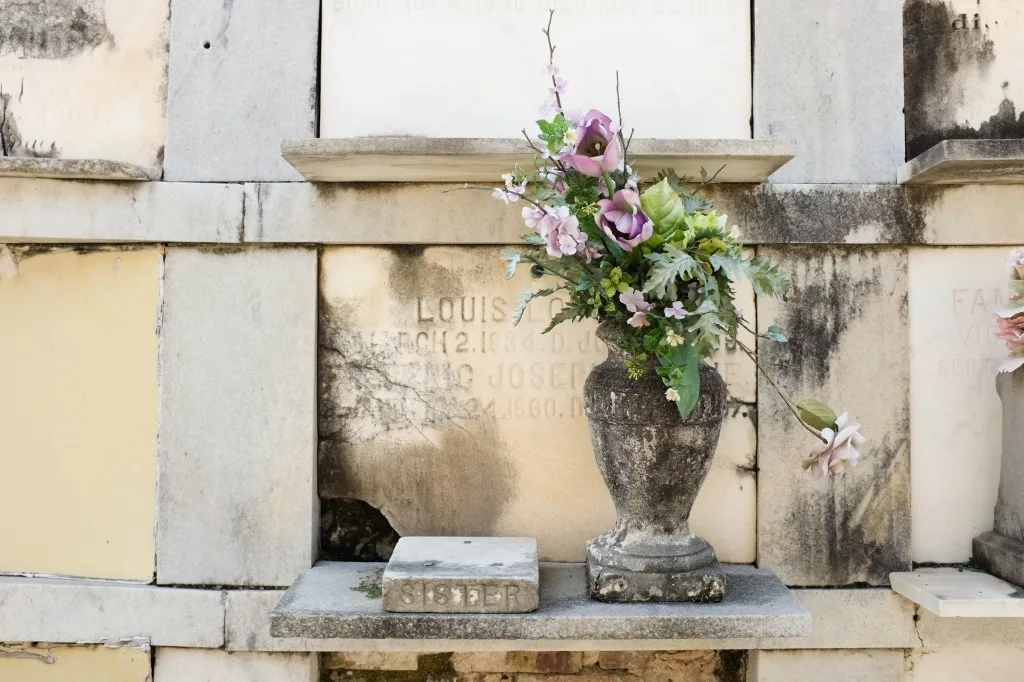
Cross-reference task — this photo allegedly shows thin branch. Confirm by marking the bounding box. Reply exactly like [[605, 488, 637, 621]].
[[736, 339, 824, 441], [443, 184, 547, 212], [523, 128, 566, 174], [543, 10, 563, 111], [703, 163, 727, 186], [616, 71, 628, 169]]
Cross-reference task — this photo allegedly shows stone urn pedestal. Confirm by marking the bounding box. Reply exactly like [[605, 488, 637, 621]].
[[974, 370, 1024, 586], [584, 323, 727, 603]]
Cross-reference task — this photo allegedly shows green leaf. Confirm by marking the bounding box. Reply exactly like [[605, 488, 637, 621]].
[[511, 287, 559, 326], [542, 303, 583, 334], [796, 399, 838, 432], [765, 324, 788, 343], [682, 192, 714, 214], [640, 179, 688, 235], [500, 250, 521, 279], [686, 310, 728, 357], [747, 255, 791, 300], [643, 246, 703, 300], [662, 342, 700, 419]]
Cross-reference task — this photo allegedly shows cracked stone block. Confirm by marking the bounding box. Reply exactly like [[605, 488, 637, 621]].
[[0, 644, 151, 681], [321, 2, 750, 139], [754, 0, 904, 182], [157, 248, 318, 586], [756, 247, 911, 585], [908, 248, 1009, 563], [155, 649, 317, 682], [164, 0, 318, 180], [318, 247, 756, 563], [0, 248, 161, 581], [0, 0, 168, 166], [904, 0, 1024, 160]]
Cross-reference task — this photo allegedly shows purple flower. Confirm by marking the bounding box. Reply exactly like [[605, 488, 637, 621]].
[[595, 189, 654, 252], [664, 302, 689, 320], [536, 206, 589, 259], [562, 109, 622, 178], [619, 287, 652, 328]]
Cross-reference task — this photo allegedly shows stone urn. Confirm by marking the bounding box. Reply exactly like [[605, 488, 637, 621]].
[[584, 322, 727, 603], [974, 369, 1024, 586]]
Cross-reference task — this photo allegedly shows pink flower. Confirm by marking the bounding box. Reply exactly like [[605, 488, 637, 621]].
[[1008, 247, 1024, 280], [522, 206, 544, 229], [996, 313, 1024, 373], [803, 412, 864, 477], [665, 302, 690, 320], [562, 109, 622, 178], [595, 189, 654, 252], [536, 207, 589, 260], [619, 287, 651, 327]]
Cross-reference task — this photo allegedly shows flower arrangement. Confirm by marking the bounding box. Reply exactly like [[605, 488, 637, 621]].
[[996, 247, 1024, 374], [478, 12, 863, 476]]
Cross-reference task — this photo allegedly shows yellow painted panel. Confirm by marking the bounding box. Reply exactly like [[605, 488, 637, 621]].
[[0, 645, 150, 681], [0, 248, 160, 580]]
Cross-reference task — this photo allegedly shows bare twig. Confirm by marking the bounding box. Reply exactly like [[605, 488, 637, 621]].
[[523, 128, 567, 174], [443, 184, 547, 212], [735, 339, 824, 441], [543, 10, 562, 111], [703, 163, 727, 186]]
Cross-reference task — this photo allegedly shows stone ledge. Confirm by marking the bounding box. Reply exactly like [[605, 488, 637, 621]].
[[270, 562, 810, 642], [280, 138, 796, 183], [0, 575, 224, 647], [898, 139, 1024, 185], [0, 179, 243, 243], [0, 157, 161, 181], [890, 568, 1024, 618]]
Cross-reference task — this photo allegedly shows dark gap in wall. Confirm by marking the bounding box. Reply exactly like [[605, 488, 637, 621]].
[[315, 0, 324, 137], [320, 497, 401, 562], [749, 0, 755, 138]]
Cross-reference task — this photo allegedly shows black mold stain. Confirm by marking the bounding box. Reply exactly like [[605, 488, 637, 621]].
[[760, 247, 888, 384], [0, 88, 59, 158], [714, 650, 747, 682], [0, 0, 113, 59], [712, 185, 927, 245], [904, 0, 1008, 158], [319, 419, 518, 538], [387, 245, 466, 303], [320, 498, 400, 562], [911, 97, 1024, 158]]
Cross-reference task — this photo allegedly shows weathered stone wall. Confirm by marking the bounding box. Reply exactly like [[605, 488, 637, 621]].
[[1, 0, 1024, 679]]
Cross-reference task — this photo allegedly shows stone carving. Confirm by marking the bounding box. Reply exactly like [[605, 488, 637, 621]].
[[584, 323, 727, 603]]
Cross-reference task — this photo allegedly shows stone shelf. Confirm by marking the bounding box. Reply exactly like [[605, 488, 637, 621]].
[[890, 568, 1024, 617], [280, 138, 796, 183], [270, 562, 810, 641], [898, 139, 1024, 185], [0, 157, 161, 182]]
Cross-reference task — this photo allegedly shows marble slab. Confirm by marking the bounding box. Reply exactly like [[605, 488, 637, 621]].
[[270, 562, 810, 640], [320, 1, 751, 140], [890, 568, 1024, 617], [382, 537, 539, 614], [899, 140, 1024, 184]]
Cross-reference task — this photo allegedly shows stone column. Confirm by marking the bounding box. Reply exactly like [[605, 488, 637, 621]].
[[974, 370, 1024, 586]]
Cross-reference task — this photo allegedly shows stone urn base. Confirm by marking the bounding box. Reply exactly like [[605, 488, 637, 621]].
[[586, 537, 725, 603], [584, 323, 727, 604]]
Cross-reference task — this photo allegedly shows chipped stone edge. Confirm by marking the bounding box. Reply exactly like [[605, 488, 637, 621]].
[[898, 139, 1024, 185], [0, 157, 162, 181]]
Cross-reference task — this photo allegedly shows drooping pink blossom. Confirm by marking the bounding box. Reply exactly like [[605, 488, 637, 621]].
[[619, 287, 651, 327], [803, 412, 864, 477], [536, 206, 589, 260]]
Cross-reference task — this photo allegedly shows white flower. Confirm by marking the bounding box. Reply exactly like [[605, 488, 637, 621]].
[[564, 128, 579, 146], [544, 63, 560, 77], [492, 188, 519, 205], [502, 173, 527, 196], [803, 411, 865, 477], [539, 97, 561, 117], [665, 388, 680, 402], [549, 76, 568, 96]]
